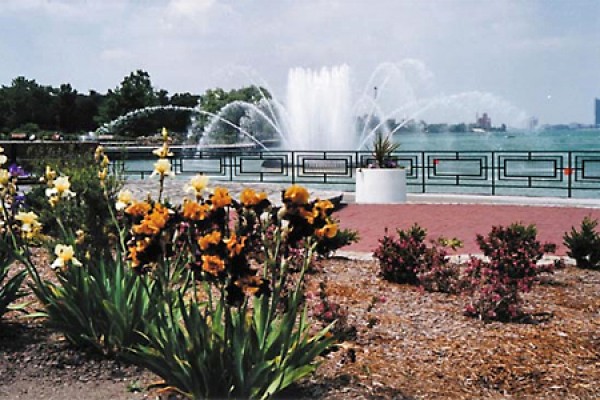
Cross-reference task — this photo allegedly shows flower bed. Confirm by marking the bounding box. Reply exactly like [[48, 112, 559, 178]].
[[2, 257, 599, 399]]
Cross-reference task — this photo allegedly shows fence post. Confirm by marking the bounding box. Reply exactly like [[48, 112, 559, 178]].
[[568, 151, 572, 198], [291, 151, 296, 184], [491, 151, 496, 196], [421, 151, 426, 193]]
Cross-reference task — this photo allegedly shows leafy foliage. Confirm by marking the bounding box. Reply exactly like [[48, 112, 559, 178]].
[[374, 224, 426, 284], [416, 237, 465, 294], [563, 216, 600, 269], [0, 244, 26, 319], [26, 255, 160, 355], [368, 132, 400, 168]]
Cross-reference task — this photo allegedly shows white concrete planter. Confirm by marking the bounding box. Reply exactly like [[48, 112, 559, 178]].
[[355, 168, 407, 204]]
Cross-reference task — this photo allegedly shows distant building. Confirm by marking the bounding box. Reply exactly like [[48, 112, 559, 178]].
[[476, 112, 492, 130], [596, 98, 600, 127], [528, 116, 539, 130]]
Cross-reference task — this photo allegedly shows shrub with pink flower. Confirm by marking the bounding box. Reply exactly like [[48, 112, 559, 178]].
[[464, 223, 556, 321]]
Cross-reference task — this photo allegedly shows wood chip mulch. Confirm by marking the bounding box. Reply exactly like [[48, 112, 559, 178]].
[[292, 258, 600, 399]]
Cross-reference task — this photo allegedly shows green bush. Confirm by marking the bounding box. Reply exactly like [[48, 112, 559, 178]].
[[563, 216, 600, 269]]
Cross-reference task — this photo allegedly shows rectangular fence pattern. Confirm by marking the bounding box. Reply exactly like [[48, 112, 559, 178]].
[[107, 148, 600, 198]]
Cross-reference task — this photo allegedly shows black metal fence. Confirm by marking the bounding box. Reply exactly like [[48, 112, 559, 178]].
[[107, 147, 600, 199]]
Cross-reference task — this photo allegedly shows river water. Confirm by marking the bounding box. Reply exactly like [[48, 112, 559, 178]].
[[394, 128, 600, 152]]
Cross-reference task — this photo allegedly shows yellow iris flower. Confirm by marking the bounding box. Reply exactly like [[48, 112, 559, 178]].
[[152, 144, 173, 158], [185, 174, 209, 197], [0, 169, 9, 186], [45, 176, 76, 199], [51, 244, 82, 270], [15, 211, 42, 238], [151, 159, 173, 178], [115, 189, 135, 211]]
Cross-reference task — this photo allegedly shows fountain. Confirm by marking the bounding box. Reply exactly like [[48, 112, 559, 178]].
[[283, 65, 354, 150], [201, 61, 529, 152]]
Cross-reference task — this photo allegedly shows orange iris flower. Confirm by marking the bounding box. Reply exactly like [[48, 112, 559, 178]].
[[316, 222, 338, 239], [240, 188, 267, 207], [125, 201, 152, 217], [198, 230, 222, 250], [211, 187, 232, 209], [225, 233, 247, 257], [182, 200, 210, 221], [133, 204, 170, 236], [314, 199, 334, 218], [284, 185, 309, 205], [235, 275, 265, 296], [201, 254, 225, 276]]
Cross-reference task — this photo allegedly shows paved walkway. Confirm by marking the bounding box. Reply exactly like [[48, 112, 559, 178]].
[[124, 179, 600, 257], [335, 196, 600, 256]]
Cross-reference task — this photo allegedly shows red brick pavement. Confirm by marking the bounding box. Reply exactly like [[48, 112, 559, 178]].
[[335, 204, 600, 255]]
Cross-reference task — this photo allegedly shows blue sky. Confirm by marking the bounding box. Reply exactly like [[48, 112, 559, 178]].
[[0, 0, 599, 125]]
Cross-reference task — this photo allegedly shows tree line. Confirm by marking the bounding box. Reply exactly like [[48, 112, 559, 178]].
[[0, 69, 269, 140]]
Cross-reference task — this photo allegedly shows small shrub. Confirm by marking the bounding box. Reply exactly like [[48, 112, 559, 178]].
[[374, 224, 463, 292], [464, 223, 556, 321], [563, 216, 600, 269], [417, 239, 464, 294], [374, 224, 427, 284], [315, 225, 359, 258]]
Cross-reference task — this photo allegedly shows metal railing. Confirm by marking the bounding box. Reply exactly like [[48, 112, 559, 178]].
[[107, 148, 600, 199]]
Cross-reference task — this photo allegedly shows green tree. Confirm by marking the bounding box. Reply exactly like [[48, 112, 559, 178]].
[[74, 90, 104, 133], [0, 77, 55, 132], [96, 70, 160, 136], [199, 86, 272, 144], [54, 84, 79, 133]]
